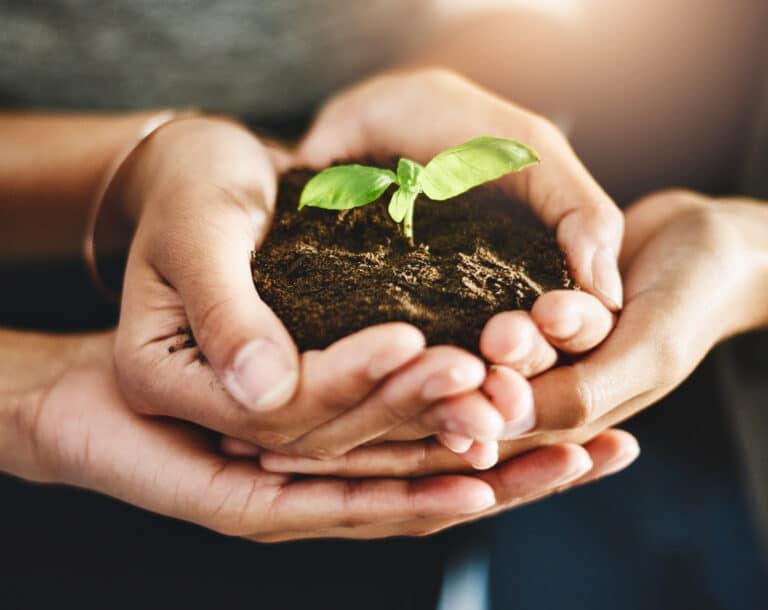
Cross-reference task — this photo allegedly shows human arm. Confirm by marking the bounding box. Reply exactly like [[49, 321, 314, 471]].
[[0, 111, 517, 464]]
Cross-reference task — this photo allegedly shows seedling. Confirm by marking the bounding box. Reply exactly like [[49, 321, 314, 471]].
[[298, 136, 539, 243]]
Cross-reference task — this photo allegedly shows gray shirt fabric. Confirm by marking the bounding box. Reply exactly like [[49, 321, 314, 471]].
[[0, 0, 427, 122]]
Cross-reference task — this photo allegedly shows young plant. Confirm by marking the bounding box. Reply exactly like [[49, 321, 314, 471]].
[[298, 136, 539, 243]]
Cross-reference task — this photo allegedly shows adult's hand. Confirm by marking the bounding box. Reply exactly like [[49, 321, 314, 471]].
[[298, 67, 624, 313], [260, 190, 768, 477], [291, 67, 622, 459], [0, 329, 637, 540], [112, 117, 512, 465]]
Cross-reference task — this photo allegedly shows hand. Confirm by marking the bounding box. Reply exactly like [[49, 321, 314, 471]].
[[289, 67, 623, 460], [298, 67, 624, 311], [0, 330, 637, 540], [112, 117, 513, 466], [259, 189, 768, 477]]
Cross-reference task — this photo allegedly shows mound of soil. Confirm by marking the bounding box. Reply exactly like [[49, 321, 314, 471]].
[[251, 167, 574, 354]]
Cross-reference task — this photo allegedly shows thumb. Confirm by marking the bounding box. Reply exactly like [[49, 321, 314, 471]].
[[157, 188, 300, 413], [501, 119, 624, 311]]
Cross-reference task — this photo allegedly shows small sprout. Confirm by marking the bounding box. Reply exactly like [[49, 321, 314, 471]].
[[298, 136, 539, 243]]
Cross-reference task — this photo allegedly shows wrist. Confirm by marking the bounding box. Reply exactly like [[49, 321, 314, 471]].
[[112, 115, 263, 222], [717, 199, 768, 335], [0, 330, 96, 482]]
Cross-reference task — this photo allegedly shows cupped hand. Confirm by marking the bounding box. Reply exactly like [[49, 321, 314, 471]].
[[111, 116, 511, 464], [260, 189, 768, 478], [297, 67, 624, 312], [290, 67, 622, 460], [2, 330, 638, 541]]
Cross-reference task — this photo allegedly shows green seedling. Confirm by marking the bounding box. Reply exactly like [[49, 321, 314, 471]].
[[298, 136, 539, 243]]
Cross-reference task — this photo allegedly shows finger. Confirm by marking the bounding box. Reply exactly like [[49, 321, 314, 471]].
[[282, 346, 491, 459], [380, 360, 536, 451], [459, 441, 499, 470], [530, 290, 615, 354], [385, 364, 536, 444], [119, 301, 425, 447], [381, 390, 506, 443], [478, 443, 592, 506], [220, 436, 261, 457], [481, 431, 638, 514], [483, 365, 535, 438], [260, 440, 463, 478], [80, 375, 498, 539], [259, 429, 569, 479], [480, 310, 557, 377], [529, 292, 695, 430], [255, 322, 426, 442], [503, 121, 624, 311], [254, 474, 497, 541], [573, 429, 640, 485], [349, 430, 637, 539], [158, 202, 301, 414], [437, 432, 474, 454]]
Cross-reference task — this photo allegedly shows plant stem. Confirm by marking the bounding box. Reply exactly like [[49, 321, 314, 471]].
[[403, 200, 415, 245]]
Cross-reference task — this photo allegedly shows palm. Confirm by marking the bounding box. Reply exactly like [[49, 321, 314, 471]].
[[32, 335, 510, 540]]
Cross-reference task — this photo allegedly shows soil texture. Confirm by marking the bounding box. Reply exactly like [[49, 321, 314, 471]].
[[250, 167, 575, 354]]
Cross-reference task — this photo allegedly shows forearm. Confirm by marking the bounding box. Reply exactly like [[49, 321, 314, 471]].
[[0, 112, 157, 261]]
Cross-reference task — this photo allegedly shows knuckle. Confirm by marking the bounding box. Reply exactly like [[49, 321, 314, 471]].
[[377, 392, 416, 429], [249, 429, 301, 452], [192, 296, 237, 361], [561, 367, 598, 427], [299, 444, 344, 461]]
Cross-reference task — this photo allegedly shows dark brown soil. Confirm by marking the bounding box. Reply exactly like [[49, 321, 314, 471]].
[[250, 166, 574, 355]]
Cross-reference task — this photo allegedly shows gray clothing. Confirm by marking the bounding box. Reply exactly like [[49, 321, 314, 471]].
[[0, 0, 427, 122]]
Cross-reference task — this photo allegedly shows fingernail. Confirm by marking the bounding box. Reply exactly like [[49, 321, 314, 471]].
[[368, 341, 422, 380], [468, 441, 499, 470], [541, 315, 581, 340], [552, 453, 593, 487], [224, 339, 298, 411], [499, 333, 531, 363], [421, 363, 486, 401], [459, 487, 496, 514], [592, 247, 623, 311], [500, 406, 536, 440], [438, 432, 474, 454], [601, 440, 641, 477]]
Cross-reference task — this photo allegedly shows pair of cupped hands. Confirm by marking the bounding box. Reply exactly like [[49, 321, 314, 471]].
[[16, 69, 764, 542]]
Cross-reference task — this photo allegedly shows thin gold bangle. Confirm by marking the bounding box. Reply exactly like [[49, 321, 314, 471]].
[[82, 109, 202, 301]]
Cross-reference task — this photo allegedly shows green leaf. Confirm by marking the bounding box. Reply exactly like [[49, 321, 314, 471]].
[[298, 164, 396, 211], [388, 187, 418, 223], [396, 158, 424, 191], [418, 136, 539, 201]]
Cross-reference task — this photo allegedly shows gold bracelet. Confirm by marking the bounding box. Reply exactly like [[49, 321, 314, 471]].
[[82, 109, 202, 301]]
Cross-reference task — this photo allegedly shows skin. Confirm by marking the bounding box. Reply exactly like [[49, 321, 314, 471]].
[[0, 67, 636, 537], [224, 68, 620, 464], [0, 330, 639, 541], [261, 191, 768, 477]]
